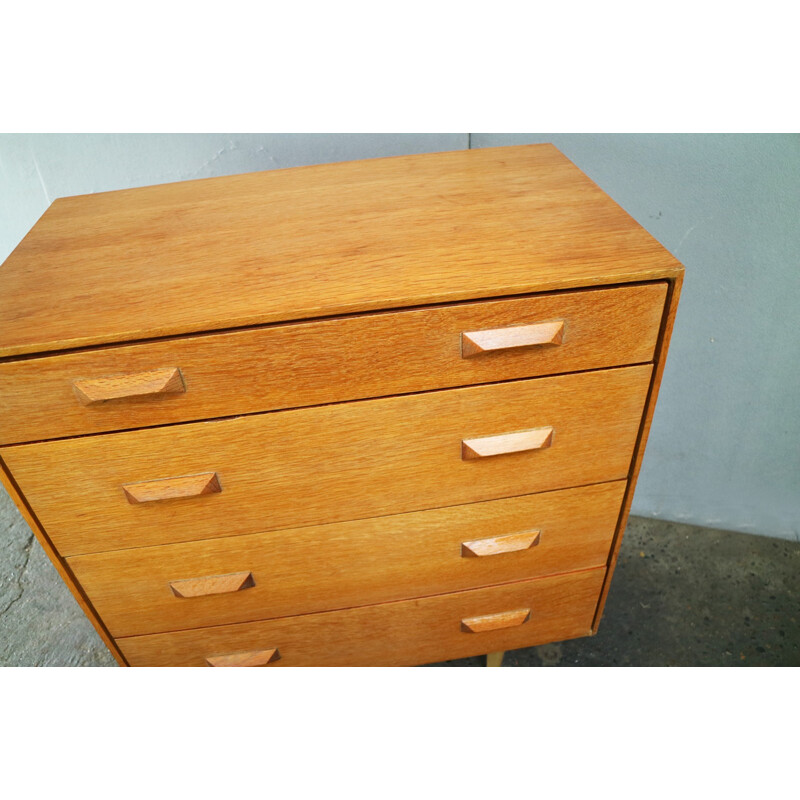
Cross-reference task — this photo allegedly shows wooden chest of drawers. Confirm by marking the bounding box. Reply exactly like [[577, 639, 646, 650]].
[[0, 144, 683, 667]]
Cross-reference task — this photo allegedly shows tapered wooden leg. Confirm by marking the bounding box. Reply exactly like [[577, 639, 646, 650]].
[[486, 651, 505, 667]]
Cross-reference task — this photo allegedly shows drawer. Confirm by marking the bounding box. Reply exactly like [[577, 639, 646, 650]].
[[69, 480, 626, 637], [117, 567, 606, 666], [3, 365, 651, 555], [0, 283, 666, 444]]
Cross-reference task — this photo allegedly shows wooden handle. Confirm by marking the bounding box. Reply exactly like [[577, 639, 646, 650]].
[[461, 529, 541, 558], [206, 648, 280, 667], [170, 571, 255, 598], [461, 321, 564, 358], [461, 608, 531, 633], [73, 367, 185, 404], [462, 427, 553, 460], [123, 471, 221, 504]]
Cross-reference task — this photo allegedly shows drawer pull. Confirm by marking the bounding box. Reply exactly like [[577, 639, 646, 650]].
[[123, 471, 221, 504], [461, 321, 564, 358], [73, 367, 185, 404], [206, 648, 281, 667], [462, 427, 553, 460], [461, 529, 541, 558], [170, 571, 255, 598], [461, 608, 531, 633]]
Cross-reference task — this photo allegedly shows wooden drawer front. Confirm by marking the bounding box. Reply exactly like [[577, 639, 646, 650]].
[[117, 567, 606, 666], [4, 365, 650, 556], [0, 283, 666, 445], [69, 481, 625, 637]]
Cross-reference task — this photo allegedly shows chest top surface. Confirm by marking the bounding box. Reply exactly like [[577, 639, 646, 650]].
[[0, 144, 682, 358]]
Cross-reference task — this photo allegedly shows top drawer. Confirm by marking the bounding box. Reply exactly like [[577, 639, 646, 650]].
[[0, 282, 666, 444]]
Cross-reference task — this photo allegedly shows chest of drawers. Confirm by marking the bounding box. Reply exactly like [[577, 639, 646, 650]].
[[0, 144, 682, 666]]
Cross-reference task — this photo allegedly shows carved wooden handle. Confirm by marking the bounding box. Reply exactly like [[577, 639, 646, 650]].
[[461, 321, 564, 358], [206, 648, 280, 667], [170, 571, 255, 598], [73, 367, 185, 404], [462, 427, 553, 460], [461, 608, 531, 633], [123, 471, 221, 504], [461, 530, 541, 557]]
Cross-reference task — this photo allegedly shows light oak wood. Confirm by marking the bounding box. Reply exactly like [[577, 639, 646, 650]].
[[117, 568, 606, 667], [169, 571, 255, 599], [67, 481, 626, 637], [72, 367, 185, 405], [592, 271, 685, 631], [461, 608, 531, 633], [0, 283, 666, 445], [462, 320, 564, 358], [486, 651, 504, 667], [461, 529, 541, 558], [122, 472, 221, 504], [462, 427, 554, 460], [4, 366, 651, 556], [0, 456, 128, 666], [0, 145, 683, 359], [205, 648, 280, 667], [0, 145, 684, 668]]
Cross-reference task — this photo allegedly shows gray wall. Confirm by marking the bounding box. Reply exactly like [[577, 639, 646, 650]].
[[1, 133, 798, 540]]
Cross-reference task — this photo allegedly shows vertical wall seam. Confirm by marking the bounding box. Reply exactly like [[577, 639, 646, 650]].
[[29, 149, 52, 206]]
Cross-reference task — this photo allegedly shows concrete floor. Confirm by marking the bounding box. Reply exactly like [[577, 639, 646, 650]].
[[1, 483, 798, 667]]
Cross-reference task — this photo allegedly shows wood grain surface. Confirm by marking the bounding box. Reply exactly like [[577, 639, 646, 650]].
[[0, 145, 682, 358], [0, 144, 685, 668], [3, 366, 651, 556], [461, 319, 564, 357], [460, 608, 531, 633], [462, 427, 554, 460], [67, 481, 625, 637], [122, 471, 222, 504], [205, 648, 280, 667], [168, 571, 255, 599], [460, 529, 541, 558], [72, 367, 185, 405], [117, 567, 606, 667], [0, 282, 666, 445]]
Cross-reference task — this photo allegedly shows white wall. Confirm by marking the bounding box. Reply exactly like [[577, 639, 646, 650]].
[[1, 133, 798, 540]]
